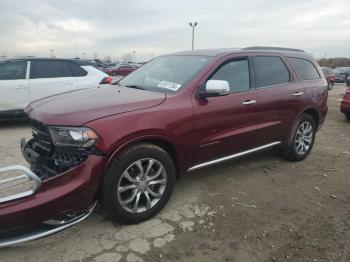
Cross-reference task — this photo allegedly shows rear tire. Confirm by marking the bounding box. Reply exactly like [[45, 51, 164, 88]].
[[328, 81, 334, 90], [112, 72, 117, 76], [346, 113, 350, 120], [284, 114, 316, 161], [103, 143, 176, 224]]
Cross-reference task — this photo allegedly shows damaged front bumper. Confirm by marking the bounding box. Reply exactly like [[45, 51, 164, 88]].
[[0, 156, 105, 247], [0, 201, 96, 248], [0, 120, 107, 247]]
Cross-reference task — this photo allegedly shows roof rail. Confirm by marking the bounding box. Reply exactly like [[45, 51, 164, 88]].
[[243, 46, 305, 53]]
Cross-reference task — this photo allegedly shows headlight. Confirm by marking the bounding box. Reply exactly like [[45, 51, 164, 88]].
[[48, 126, 98, 148]]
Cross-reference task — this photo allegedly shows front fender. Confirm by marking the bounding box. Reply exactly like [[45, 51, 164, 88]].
[[104, 133, 182, 173]]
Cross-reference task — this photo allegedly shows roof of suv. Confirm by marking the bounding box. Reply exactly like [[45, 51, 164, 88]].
[[1, 58, 98, 67], [4, 57, 77, 61], [169, 46, 313, 59]]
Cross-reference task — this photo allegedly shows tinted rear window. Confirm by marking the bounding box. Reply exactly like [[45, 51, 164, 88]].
[[31, 61, 73, 79], [288, 57, 320, 80], [68, 62, 87, 77], [253, 56, 291, 88]]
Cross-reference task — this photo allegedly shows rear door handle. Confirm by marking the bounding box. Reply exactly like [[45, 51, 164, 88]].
[[293, 91, 304, 97], [63, 82, 74, 86], [242, 100, 257, 105]]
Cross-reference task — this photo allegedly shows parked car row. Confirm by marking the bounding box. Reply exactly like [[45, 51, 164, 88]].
[[334, 67, 350, 83], [320, 67, 350, 86], [320, 66, 350, 121], [324, 67, 350, 121], [321, 67, 336, 90], [0, 58, 112, 119], [104, 63, 138, 76], [341, 79, 350, 120], [0, 47, 329, 247]]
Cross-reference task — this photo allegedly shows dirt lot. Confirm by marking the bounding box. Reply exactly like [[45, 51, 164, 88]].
[[0, 84, 349, 262]]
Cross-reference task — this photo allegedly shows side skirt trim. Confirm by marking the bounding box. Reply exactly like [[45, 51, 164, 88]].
[[187, 141, 282, 172]]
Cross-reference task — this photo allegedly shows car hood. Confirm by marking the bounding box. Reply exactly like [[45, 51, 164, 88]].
[[25, 86, 166, 126]]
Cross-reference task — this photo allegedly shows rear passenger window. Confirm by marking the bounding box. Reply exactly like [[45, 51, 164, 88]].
[[253, 56, 291, 88], [0, 61, 27, 80], [31, 61, 73, 79], [288, 57, 320, 80], [68, 62, 87, 77], [210, 58, 250, 93]]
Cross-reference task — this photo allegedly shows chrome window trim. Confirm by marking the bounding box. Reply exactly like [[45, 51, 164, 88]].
[[0, 165, 42, 204], [188, 141, 282, 172], [254, 81, 294, 90]]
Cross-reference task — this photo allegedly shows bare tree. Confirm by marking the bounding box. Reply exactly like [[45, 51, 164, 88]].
[[104, 56, 112, 63], [318, 58, 350, 68], [122, 53, 133, 62]]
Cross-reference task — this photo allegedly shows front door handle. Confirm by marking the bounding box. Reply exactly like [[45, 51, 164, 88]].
[[242, 100, 257, 105], [293, 91, 304, 97], [14, 85, 28, 90]]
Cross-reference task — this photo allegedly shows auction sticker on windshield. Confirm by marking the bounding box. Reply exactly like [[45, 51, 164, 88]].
[[158, 81, 182, 91]]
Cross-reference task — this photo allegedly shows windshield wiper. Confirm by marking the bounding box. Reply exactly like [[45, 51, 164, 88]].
[[123, 85, 146, 90]]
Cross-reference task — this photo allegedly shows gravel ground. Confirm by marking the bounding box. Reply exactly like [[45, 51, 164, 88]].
[[0, 83, 349, 262]]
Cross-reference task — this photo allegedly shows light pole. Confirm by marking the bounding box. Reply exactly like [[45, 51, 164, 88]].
[[188, 22, 198, 50], [132, 50, 136, 64], [49, 49, 55, 58]]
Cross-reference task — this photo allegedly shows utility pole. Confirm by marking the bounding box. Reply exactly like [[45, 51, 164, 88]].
[[188, 22, 198, 50]]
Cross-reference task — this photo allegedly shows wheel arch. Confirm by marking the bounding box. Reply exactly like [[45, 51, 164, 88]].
[[105, 135, 182, 180], [286, 107, 320, 145], [302, 107, 319, 129]]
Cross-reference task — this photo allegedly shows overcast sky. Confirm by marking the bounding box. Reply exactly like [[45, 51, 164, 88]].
[[0, 0, 349, 61]]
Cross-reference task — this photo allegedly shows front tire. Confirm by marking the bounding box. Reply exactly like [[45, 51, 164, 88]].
[[284, 114, 316, 161], [103, 143, 176, 224]]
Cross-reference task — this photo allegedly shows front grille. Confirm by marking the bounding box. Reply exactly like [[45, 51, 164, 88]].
[[30, 120, 52, 155]]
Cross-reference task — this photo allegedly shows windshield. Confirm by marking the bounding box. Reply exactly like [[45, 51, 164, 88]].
[[118, 55, 212, 93]]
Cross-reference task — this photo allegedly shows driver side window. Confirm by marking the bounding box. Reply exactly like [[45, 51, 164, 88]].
[[209, 58, 250, 93]]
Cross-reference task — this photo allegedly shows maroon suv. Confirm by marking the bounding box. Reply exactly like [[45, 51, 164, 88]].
[[0, 47, 328, 247]]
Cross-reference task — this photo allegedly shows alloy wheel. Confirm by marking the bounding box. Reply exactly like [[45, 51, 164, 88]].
[[117, 158, 167, 213], [294, 121, 314, 155]]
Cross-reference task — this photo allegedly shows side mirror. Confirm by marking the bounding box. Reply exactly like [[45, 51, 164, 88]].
[[199, 80, 230, 98]]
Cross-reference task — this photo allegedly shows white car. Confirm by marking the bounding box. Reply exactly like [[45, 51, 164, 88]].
[[0, 58, 111, 118]]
